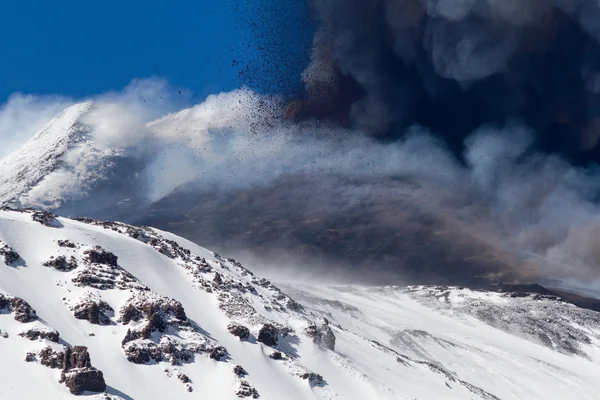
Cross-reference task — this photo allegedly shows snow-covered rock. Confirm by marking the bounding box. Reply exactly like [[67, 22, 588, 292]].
[[2, 208, 600, 399], [0, 207, 525, 400]]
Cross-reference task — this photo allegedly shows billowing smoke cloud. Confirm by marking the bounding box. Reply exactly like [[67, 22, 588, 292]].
[[3, 80, 600, 291], [127, 89, 600, 289], [295, 0, 600, 161]]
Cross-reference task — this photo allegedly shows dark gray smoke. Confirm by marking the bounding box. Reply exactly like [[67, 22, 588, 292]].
[[296, 0, 600, 161], [7, 4, 600, 291]]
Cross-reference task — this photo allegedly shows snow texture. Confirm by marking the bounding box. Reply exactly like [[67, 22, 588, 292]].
[[0, 208, 554, 399]]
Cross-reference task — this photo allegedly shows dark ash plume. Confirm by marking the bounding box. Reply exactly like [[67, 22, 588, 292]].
[[295, 0, 600, 160]]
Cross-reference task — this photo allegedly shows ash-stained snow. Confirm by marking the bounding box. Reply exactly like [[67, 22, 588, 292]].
[[0, 209, 512, 399]]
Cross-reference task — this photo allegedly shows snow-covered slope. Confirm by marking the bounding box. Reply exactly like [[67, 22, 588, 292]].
[[0, 102, 144, 212], [0, 208, 517, 400], [283, 283, 600, 400], [0, 103, 94, 206]]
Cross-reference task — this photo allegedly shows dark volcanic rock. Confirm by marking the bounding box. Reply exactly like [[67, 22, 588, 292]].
[[233, 365, 248, 377], [214, 272, 223, 286], [120, 297, 187, 325], [64, 346, 92, 369], [236, 381, 260, 398], [121, 298, 180, 345], [20, 328, 59, 343], [313, 320, 336, 351], [209, 346, 228, 361], [300, 372, 324, 386], [305, 322, 318, 338], [43, 255, 78, 271], [38, 347, 66, 369], [123, 341, 162, 364], [60, 346, 106, 395], [0, 294, 9, 311], [57, 239, 76, 248], [2, 296, 37, 323], [121, 328, 145, 346], [73, 301, 113, 325], [72, 257, 146, 291], [0, 243, 20, 265], [120, 304, 143, 325], [227, 323, 250, 341], [147, 312, 168, 333], [31, 211, 59, 227], [119, 294, 207, 366], [62, 368, 106, 395], [257, 324, 279, 347], [84, 247, 118, 267]]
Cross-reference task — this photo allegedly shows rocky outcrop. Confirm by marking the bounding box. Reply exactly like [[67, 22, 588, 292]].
[[38, 347, 66, 369], [120, 295, 187, 326], [0, 294, 37, 322], [76, 219, 195, 263], [43, 255, 78, 271], [307, 319, 336, 351], [60, 346, 106, 395], [257, 324, 279, 347], [62, 368, 106, 395], [38, 344, 106, 395], [84, 246, 118, 267], [122, 340, 162, 364], [73, 300, 113, 325], [209, 346, 228, 361], [177, 372, 191, 383], [300, 372, 324, 386], [227, 323, 250, 341], [63, 346, 92, 369], [0, 241, 20, 265], [72, 247, 146, 291], [31, 211, 59, 227], [19, 327, 59, 342], [120, 293, 214, 365], [235, 381, 260, 398], [57, 239, 76, 248], [233, 365, 248, 377]]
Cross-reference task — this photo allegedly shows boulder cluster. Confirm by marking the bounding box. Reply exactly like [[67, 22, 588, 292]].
[[38, 346, 106, 395]]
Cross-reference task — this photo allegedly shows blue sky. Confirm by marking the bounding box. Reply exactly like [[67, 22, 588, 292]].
[[0, 0, 312, 103]]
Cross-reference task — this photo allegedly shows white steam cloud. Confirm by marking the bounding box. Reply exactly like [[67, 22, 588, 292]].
[[0, 94, 74, 159], [2, 80, 600, 290]]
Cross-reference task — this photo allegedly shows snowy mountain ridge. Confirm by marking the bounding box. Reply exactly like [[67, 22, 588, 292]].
[[2, 208, 600, 399], [0, 102, 142, 213], [0, 103, 93, 206], [0, 207, 524, 400], [2, 102, 600, 399]]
